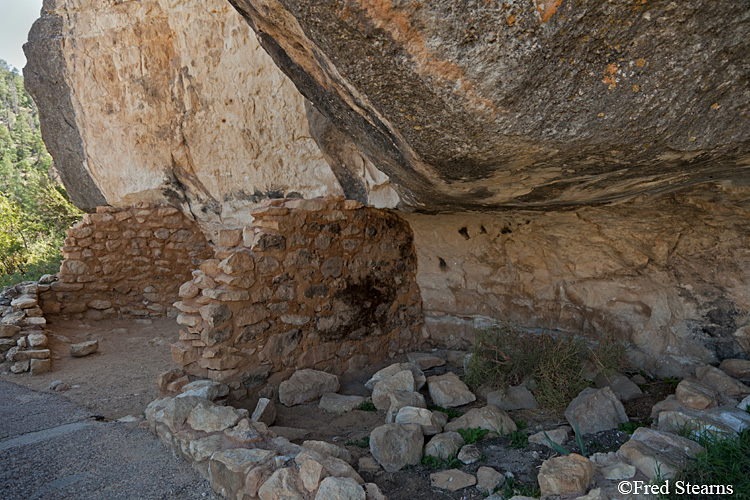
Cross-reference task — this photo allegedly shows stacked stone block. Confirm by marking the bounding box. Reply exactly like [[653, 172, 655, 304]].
[[38, 204, 213, 320], [172, 197, 424, 398], [1, 279, 52, 374]]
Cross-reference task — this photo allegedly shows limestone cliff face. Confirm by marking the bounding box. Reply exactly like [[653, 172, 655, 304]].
[[24, 0, 399, 219], [407, 185, 750, 376], [229, 0, 750, 211]]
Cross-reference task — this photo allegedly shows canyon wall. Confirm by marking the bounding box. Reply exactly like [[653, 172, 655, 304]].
[[23, 0, 750, 378], [23, 0, 399, 220]]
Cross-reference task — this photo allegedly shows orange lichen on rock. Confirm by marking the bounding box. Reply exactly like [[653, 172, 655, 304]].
[[603, 63, 619, 89], [536, 0, 564, 23]]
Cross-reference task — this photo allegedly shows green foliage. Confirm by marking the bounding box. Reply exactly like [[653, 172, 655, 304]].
[[514, 419, 528, 430], [496, 477, 541, 499], [619, 421, 647, 435], [356, 400, 377, 412], [345, 435, 370, 448], [508, 430, 529, 449], [541, 418, 589, 458], [427, 405, 463, 419], [659, 429, 750, 500], [421, 454, 462, 470], [457, 427, 489, 445], [0, 60, 82, 286], [465, 325, 630, 409]]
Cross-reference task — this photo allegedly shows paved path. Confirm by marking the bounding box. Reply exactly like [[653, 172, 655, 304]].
[[0, 379, 219, 500]]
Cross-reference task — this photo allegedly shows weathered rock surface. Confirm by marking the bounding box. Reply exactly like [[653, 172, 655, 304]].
[[315, 477, 365, 500], [675, 378, 719, 410], [423, 432, 464, 460], [371, 370, 416, 410], [529, 427, 570, 449], [279, 369, 340, 406], [369, 423, 424, 472], [430, 469, 476, 492], [618, 427, 704, 479], [445, 405, 517, 435], [427, 372, 476, 408], [720, 359, 750, 381], [228, 0, 749, 211], [70, 340, 98, 358], [565, 387, 628, 435], [319, 393, 366, 414], [486, 385, 538, 411], [476, 466, 503, 495], [538, 454, 594, 497]]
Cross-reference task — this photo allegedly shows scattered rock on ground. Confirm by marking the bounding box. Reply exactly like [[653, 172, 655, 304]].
[[257, 467, 302, 500], [270, 426, 311, 441], [178, 379, 229, 401], [394, 406, 442, 435], [457, 444, 482, 464], [538, 453, 594, 497], [365, 363, 426, 391], [445, 405, 517, 435], [187, 402, 241, 433], [675, 378, 719, 409], [656, 406, 750, 435], [720, 359, 750, 381], [594, 370, 644, 401], [430, 469, 477, 492], [303, 440, 353, 465], [528, 426, 570, 448], [319, 393, 366, 414], [564, 387, 628, 435], [406, 352, 446, 370], [372, 370, 416, 410], [618, 427, 705, 479], [70, 340, 98, 357], [424, 432, 465, 460], [364, 483, 386, 500], [369, 423, 424, 472], [251, 397, 276, 425], [486, 385, 538, 410], [386, 390, 426, 423], [314, 477, 365, 500], [696, 364, 750, 398], [279, 369, 340, 406], [476, 466, 503, 494], [427, 372, 476, 408]]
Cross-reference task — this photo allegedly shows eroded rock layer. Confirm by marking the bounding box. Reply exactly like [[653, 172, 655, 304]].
[[408, 185, 750, 377], [229, 0, 750, 210], [24, 0, 397, 218]]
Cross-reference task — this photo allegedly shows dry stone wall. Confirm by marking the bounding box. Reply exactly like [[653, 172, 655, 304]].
[[40, 205, 213, 320], [172, 197, 423, 397], [1, 280, 51, 375]]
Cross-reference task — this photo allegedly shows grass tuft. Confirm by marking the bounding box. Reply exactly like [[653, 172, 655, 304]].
[[457, 427, 489, 444], [427, 405, 463, 419], [345, 435, 370, 448], [355, 400, 377, 412]]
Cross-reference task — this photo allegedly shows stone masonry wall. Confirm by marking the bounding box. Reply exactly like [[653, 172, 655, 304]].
[[39, 205, 212, 320], [171, 197, 423, 398]]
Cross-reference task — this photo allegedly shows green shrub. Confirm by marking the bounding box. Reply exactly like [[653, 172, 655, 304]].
[[457, 427, 489, 444]]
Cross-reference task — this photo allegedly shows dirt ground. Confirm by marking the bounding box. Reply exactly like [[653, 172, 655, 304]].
[[2, 317, 671, 500]]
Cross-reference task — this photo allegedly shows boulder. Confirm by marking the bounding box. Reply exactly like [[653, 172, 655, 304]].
[[365, 363, 425, 391], [314, 477, 365, 500], [445, 405, 517, 435], [394, 406, 442, 435], [189, 435, 224, 462], [386, 390, 426, 423], [594, 371, 643, 401], [457, 444, 482, 464], [720, 359, 750, 381], [299, 459, 326, 492], [564, 387, 628, 435], [224, 419, 264, 445], [427, 372, 476, 408], [294, 449, 363, 484], [178, 380, 229, 401], [538, 454, 594, 497], [657, 406, 750, 435], [251, 398, 276, 426], [675, 378, 719, 409], [369, 423, 424, 472], [364, 483, 386, 500], [423, 432, 464, 460], [372, 370, 415, 410], [302, 440, 353, 465], [430, 469, 476, 492], [279, 369, 340, 406], [476, 466, 503, 494], [155, 396, 206, 432], [486, 385, 538, 411], [618, 427, 704, 479], [696, 365, 750, 398], [528, 426, 570, 449], [187, 402, 241, 433], [739, 395, 750, 411], [70, 340, 98, 357], [406, 352, 446, 370], [258, 468, 303, 500], [319, 393, 366, 414]]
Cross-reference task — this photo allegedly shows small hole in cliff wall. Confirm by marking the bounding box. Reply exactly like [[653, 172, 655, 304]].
[[439, 257, 447, 271], [501, 226, 512, 234], [480, 225, 487, 234], [458, 227, 470, 240], [222, 119, 226, 123]]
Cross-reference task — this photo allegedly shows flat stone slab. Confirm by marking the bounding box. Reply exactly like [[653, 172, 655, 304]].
[[430, 469, 476, 491], [70, 340, 98, 357], [318, 393, 366, 414]]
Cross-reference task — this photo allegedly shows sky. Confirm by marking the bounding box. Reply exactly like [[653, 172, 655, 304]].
[[0, 0, 44, 72]]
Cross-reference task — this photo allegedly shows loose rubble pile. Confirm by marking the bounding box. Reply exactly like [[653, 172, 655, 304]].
[[40, 204, 212, 320], [170, 197, 423, 397], [1, 278, 51, 374], [146, 352, 750, 500]]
